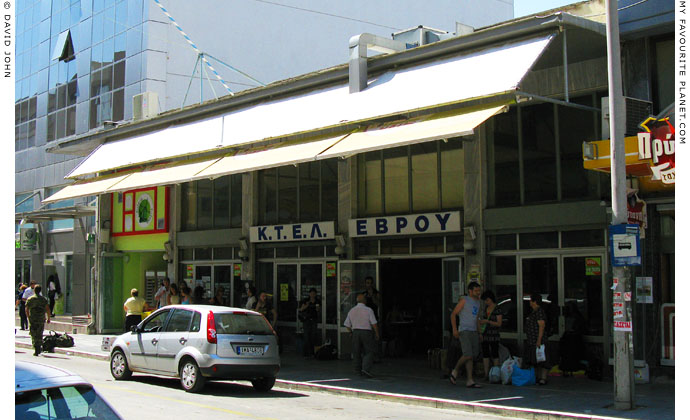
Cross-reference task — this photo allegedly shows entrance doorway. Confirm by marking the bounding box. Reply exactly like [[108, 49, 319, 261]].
[[379, 258, 442, 356]]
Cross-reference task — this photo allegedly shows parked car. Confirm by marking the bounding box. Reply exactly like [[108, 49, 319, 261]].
[[15, 361, 123, 420], [109, 305, 280, 393]]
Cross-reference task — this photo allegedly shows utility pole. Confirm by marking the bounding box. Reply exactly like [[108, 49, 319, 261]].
[[605, 0, 635, 410]]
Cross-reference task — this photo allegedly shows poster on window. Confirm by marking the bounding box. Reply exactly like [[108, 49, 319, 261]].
[[636, 277, 653, 304]]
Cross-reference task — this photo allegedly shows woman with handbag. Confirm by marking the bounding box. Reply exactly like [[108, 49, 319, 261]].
[[524, 293, 549, 385], [478, 290, 502, 381]]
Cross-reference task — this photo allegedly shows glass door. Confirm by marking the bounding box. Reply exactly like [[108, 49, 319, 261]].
[[195, 265, 212, 301], [337, 260, 378, 358], [563, 255, 604, 338], [442, 258, 462, 347], [276, 264, 298, 324], [213, 265, 232, 305], [519, 256, 559, 346]]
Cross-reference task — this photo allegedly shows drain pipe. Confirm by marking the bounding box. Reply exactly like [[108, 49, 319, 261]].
[[349, 33, 406, 93]]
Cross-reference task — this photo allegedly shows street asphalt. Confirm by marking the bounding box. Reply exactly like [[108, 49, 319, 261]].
[[14, 329, 676, 420]]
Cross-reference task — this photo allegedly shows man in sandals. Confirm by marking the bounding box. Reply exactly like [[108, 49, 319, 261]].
[[449, 282, 482, 388]]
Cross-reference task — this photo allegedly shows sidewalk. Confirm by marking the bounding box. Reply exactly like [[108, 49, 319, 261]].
[[14, 330, 675, 420]]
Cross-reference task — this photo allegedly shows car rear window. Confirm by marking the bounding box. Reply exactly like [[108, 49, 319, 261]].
[[15, 385, 121, 419], [214, 312, 273, 335]]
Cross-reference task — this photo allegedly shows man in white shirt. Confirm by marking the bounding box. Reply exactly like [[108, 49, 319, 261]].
[[344, 293, 379, 378], [154, 278, 170, 309], [22, 281, 37, 302]]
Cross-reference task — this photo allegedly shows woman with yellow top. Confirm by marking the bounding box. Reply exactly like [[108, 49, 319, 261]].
[[123, 288, 150, 332]]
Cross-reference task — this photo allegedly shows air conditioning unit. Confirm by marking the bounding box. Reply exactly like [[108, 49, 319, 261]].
[[601, 96, 653, 139], [132, 91, 159, 121], [20, 227, 38, 251]]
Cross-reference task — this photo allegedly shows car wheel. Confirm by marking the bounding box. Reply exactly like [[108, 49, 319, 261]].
[[251, 377, 276, 392], [179, 359, 205, 393], [110, 349, 132, 380]]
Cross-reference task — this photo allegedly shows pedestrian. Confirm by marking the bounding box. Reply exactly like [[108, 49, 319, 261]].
[[344, 293, 379, 378], [245, 286, 257, 310], [180, 286, 191, 304], [478, 290, 502, 380], [524, 293, 549, 385], [154, 278, 170, 308], [191, 285, 205, 304], [168, 283, 181, 305], [254, 292, 277, 329], [363, 276, 380, 320], [16, 284, 29, 330], [209, 286, 227, 306], [22, 280, 37, 303], [25, 285, 50, 356], [47, 274, 61, 317], [123, 288, 150, 332], [298, 288, 320, 358], [449, 281, 482, 388]]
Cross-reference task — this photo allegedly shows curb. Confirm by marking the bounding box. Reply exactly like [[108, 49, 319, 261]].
[[274, 379, 621, 420], [14, 341, 622, 420], [15, 341, 109, 361]]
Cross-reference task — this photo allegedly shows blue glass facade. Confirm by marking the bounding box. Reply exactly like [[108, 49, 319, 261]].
[[15, 0, 144, 150]]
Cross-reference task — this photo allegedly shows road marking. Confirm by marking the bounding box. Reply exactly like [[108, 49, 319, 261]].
[[470, 396, 525, 403], [98, 383, 277, 420], [305, 378, 352, 383]]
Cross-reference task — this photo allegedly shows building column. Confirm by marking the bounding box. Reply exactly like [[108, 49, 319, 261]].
[[241, 172, 258, 281], [463, 125, 487, 284]]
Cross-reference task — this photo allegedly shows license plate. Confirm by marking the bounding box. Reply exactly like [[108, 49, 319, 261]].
[[237, 346, 264, 355]]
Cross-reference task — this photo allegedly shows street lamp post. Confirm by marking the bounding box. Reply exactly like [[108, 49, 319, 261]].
[[605, 0, 635, 410]]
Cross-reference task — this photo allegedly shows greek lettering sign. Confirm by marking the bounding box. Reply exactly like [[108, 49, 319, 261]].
[[637, 117, 675, 184], [613, 321, 632, 332], [349, 211, 461, 238], [609, 224, 642, 266], [250, 221, 335, 243]]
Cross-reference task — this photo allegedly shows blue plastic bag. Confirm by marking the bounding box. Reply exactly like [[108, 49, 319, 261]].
[[511, 366, 536, 386]]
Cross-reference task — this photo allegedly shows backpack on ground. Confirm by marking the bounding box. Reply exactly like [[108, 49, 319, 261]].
[[314, 344, 337, 360], [42, 330, 74, 352]]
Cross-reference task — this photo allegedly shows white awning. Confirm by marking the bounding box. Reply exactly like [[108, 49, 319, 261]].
[[107, 159, 222, 192], [194, 136, 345, 180], [67, 117, 225, 179], [317, 105, 507, 160], [66, 33, 555, 179], [42, 174, 131, 203]]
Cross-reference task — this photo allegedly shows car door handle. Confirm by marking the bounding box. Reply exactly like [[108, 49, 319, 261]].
[[151, 338, 158, 345], [179, 338, 187, 345]]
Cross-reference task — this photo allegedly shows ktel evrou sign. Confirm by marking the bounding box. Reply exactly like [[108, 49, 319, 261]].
[[250, 221, 335, 243], [349, 211, 461, 238]]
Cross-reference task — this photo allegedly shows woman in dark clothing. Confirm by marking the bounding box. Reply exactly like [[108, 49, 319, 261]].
[[524, 293, 549, 385], [478, 290, 502, 379], [298, 288, 320, 358], [16, 284, 29, 330]]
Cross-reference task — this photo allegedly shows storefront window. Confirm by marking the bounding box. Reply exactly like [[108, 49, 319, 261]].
[[519, 231, 558, 249], [489, 110, 520, 206], [411, 236, 444, 254], [411, 142, 438, 212], [522, 103, 557, 203], [488, 234, 517, 250], [440, 140, 464, 209], [357, 151, 383, 216], [561, 229, 604, 248], [653, 37, 673, 113], [277, 165, 297, 223], [258, 159, 339, 225], [491, 256, 517, 333], [299, 161, 320, 222], [181, 175, 242, 231], [384, 147, 409, 214], [559, 97, 599, 200], [45, 187, 74, 230]]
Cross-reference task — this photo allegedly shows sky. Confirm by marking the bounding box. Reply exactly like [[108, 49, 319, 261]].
[[514, 0, 580, 17]]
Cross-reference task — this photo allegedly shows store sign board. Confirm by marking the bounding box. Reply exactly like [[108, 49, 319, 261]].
[[349, 211, 461, 238], [250, 221, 335, 243], [585, 257, 601, 276], [637, 117, 675, 184], [609, 224, 641, 266]]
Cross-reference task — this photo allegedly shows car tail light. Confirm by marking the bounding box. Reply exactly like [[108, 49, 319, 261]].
[[207, 311, 217, 344]]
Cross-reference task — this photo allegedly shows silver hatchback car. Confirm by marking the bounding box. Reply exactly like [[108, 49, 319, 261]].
[[109, 305, 280, 393]]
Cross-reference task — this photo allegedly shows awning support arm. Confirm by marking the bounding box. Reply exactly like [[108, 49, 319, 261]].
[[515, 91, 600, 113]]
